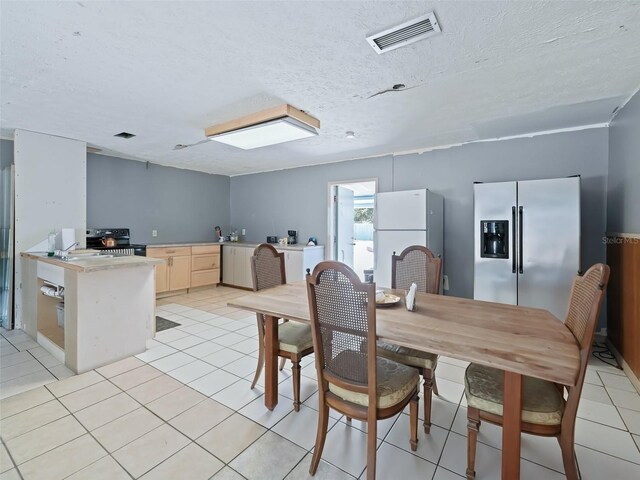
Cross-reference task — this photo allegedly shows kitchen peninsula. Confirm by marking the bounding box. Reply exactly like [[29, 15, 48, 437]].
[[20, 252, 162, 373]]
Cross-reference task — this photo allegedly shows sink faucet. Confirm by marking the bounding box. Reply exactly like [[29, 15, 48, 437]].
[[58, 242, 79, 259]]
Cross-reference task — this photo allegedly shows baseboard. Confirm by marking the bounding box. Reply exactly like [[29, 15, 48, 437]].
[[605, 337, 640, 394], [36, 331, 65, 365]]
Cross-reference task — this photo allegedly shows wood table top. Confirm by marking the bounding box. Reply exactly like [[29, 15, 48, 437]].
[[228, 282, 580, 387]]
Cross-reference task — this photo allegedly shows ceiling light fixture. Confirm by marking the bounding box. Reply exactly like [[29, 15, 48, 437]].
[[345, 131, 356, 139], [205, 104, 320, 150]]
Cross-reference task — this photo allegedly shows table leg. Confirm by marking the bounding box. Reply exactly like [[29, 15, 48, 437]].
[[264, 314, 279, 410], [502, 371, 522, 479]]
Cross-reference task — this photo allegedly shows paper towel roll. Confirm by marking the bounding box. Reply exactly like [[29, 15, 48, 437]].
[[40, 285, 64, 298], [40, 285, 56, 297], [61, 228, 76, 250]]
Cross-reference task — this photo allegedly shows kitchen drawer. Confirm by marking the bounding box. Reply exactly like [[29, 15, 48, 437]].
[[147, 246, 191, 257], [192, 245, 220, 255], [192, 254, 220, 271], [191, 269, 220, 288]]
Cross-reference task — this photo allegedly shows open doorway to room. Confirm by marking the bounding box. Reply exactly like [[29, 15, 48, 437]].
[[327, 179, 377, 282]]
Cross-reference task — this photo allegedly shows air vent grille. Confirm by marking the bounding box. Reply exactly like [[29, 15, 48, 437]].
[[366, 12, 441, 54]]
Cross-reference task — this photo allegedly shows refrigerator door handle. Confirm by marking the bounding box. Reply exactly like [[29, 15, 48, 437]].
[[512, 206, 517, 274], [518, 206, 524, 274]]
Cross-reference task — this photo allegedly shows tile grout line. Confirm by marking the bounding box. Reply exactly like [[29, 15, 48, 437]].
[[0, 436, 24, 480]]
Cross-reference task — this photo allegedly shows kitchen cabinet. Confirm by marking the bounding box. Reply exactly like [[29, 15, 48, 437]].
[[222, 244, 324, 288], [191, 245, 221, 288], [147, 246, 192, 294], [222, 245, 252, 289], [275, 248, 320, 282], [154, 260, 169, 293]]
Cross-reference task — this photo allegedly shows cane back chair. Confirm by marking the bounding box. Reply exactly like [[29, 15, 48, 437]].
[[306, 261, 420, 480], [464, 263, 610, 480], [377, 245, 443, 433], [250, 243, 313, 412]]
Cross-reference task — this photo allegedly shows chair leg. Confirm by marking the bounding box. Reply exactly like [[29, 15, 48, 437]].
[[466, 407, 480, 480], [291, 358, 301, 412], [423, 369, 434, 433], [559, 432, 581, 480], [432, 369, 439, 396], [309, 396, 330, 475], [409, 392, 419, 451], [366, 416, 377, 480], [250, 325, 265, 389], [346, 417, 352, 424], [279, 357, 287, 371]]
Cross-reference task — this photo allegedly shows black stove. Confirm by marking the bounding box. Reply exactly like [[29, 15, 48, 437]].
[[86, 228, 146, 256]]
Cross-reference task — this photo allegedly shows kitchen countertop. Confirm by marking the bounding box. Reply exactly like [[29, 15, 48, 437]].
[[21, 252, 162, 273], [218, 242, 323, 251], [145, 241, 323, 251], [146, 242, 221, 248]]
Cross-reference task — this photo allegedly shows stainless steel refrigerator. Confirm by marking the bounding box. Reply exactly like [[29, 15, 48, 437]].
[[473, 177, 580, 320], [374, 189, 443, 289]]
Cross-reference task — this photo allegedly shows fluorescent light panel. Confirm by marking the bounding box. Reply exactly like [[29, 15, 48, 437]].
[[208, 117, 317, 150]]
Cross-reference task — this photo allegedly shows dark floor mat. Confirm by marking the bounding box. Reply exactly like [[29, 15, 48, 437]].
[[156, 316, 181, 332]]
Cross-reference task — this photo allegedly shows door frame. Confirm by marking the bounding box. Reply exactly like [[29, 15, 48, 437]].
[[326, 178, 378, 262]]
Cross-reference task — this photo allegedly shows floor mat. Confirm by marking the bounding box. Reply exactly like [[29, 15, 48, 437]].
[[156, 316, 181, 332]]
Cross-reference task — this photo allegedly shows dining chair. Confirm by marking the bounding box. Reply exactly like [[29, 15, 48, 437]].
[[464, 263, 610, 480], [377, 245, 443, 433], [306, 261, 419, 480], [249, 243, 313, 412]]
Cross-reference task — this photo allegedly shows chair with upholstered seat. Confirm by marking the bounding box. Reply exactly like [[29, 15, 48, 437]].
[[376, 245, 442, 433], [464, 263, 610, 480], [306, 261, 419, 480], [249, 243, 313, 412]]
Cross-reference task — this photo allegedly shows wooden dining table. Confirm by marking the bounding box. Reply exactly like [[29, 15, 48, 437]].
[[228, 281, 580, 480]]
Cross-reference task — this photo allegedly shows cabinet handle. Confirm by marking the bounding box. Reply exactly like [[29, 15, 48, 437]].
[[169, 257, 173, 267]]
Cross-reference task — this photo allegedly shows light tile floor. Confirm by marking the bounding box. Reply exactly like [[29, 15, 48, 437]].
[[1, 285, 639, 479]]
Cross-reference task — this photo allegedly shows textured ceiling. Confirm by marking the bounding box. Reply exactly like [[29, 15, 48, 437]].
[[1, 1, 639, 176]]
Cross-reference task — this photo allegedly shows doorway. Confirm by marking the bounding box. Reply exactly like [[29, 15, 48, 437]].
[[327, 180, 376, 281]]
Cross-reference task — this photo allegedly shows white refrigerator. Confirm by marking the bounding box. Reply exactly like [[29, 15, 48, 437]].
[[373, 189, 444, 288]]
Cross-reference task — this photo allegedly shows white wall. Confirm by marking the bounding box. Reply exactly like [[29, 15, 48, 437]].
[[14, 130, 86, 328]]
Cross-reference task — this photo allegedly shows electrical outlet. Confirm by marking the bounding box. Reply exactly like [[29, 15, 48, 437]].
[[152, 230, 158, 237], [241, 228, 246, 235], [443, 275, 449, 291]]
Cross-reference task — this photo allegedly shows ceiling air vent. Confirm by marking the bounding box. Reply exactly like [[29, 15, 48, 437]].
[[366, 12, 441, 54]]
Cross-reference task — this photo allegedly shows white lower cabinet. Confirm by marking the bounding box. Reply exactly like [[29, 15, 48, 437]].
[[222, 245, 252, 289], [276, 247, 325, 281], [222, 244, 324, 287]]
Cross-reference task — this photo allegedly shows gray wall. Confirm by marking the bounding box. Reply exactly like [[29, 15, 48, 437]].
[[608, 90, 640, 233], [230, 155, 393, 244], [1, 139, 13, 168], [393, 129, 608, 303], [87, 154, 230, 244], [231, 128, 609, 306]]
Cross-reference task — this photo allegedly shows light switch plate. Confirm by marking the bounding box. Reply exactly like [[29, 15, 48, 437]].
[[241, 228, 246, 235], [443, 275, 449, 291], [152, 230, 158, 237]]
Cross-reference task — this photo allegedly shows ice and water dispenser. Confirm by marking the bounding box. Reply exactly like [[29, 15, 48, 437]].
[[480, 220, 509, 259]]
